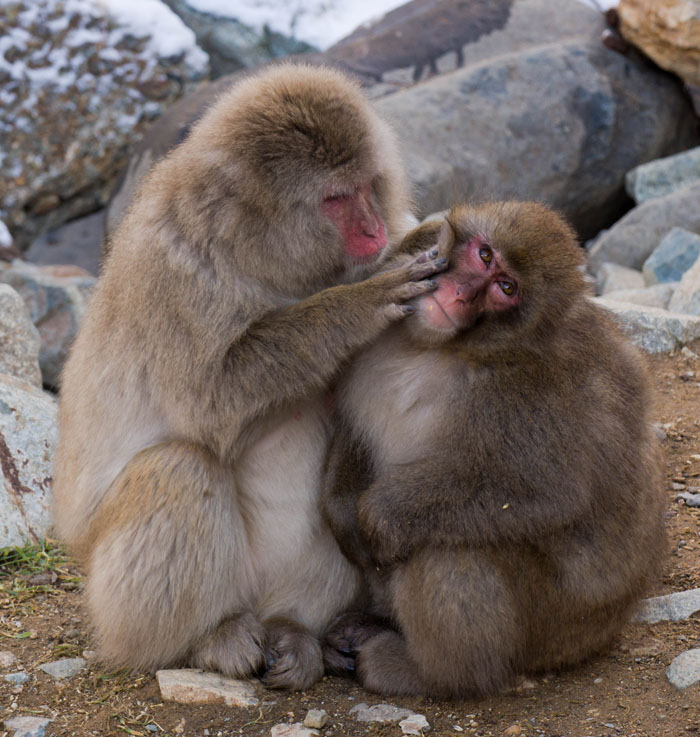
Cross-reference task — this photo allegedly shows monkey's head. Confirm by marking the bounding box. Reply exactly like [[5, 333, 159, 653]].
[[408, 202, 586, 354], [194, 63, 409, 292]]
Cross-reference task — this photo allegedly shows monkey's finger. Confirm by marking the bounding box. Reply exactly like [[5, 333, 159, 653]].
[[384, 304, 417, 322], [393, 279, 439, 302], [407, 256, 448, 281]]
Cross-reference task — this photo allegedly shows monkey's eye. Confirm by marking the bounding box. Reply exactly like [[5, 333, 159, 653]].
[[499, 281, 516, 296], [479, 247, 492, 265]]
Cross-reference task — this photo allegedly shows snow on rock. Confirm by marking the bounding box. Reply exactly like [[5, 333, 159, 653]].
[[0, 0, 209, 247]]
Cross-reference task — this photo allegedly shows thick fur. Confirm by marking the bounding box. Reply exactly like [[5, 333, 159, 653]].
[[322, 201, 666, 698], [52, 64, 437, 688]]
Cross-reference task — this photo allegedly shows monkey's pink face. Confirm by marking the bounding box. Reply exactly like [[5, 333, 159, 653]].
[[322, 183, 387, 264], [418, 234, 519, 334]]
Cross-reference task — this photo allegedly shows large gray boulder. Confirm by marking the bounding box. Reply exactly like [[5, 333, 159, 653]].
[[376, 37, 699, 237], [588, 181, 700, 271], [0, 285, 41, 387], [0, 374, 57, 547]]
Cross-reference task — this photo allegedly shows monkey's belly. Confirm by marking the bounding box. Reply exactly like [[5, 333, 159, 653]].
[[236, 397, 360, 631]]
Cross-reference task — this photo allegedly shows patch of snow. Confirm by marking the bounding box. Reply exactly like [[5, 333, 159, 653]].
[[0, 221, 13, 248], [184, 0, 409, 49]]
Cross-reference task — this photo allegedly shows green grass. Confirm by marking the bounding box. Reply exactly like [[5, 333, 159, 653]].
[[0, 538, 69, 577]]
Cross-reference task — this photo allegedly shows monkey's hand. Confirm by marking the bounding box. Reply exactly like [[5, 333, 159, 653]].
[[357, 487, 415, 568]]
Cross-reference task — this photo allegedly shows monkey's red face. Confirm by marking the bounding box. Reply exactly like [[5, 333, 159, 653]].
[[322, 183, 387, 264], [418, 234, 519, 334]]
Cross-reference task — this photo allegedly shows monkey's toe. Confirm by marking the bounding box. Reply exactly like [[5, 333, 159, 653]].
[[321, 611, 390, 675], [261, 622, 323, 690]]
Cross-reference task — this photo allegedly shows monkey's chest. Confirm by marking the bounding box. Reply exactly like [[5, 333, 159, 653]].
[[339, 343, 452, 466]]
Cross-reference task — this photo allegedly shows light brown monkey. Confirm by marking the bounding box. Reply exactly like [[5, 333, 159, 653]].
[[322, 201, 666, 698], [52, 63, 446, 689]]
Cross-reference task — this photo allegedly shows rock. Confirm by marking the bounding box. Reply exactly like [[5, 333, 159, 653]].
[[37, 657, 86, 680], [0, 374, 57, 546], [635, 587, 700, 623], [626, 146, 700, 204], [596, 262, 646, 294], [303, 710, 329, 730], [0, 0, 209, 249], [642, 228, 700, 285], [3, 716, 51, 737], [400, 714, 431, 734], [0, 261, 96, 387], [349, 703, 416, 723], [604, 283, 677, 310], [161, 0, 314, 79], [677, 492, 700, 507], [0, 285, 41, 386], [592, 298, 700, 353], [105, 0, 612, 235], [270, 724, 320, 737], [25, 211, 105, 277], [376, 36, 699, 238], [666, 648, 700, 689], [156, 669, 259, 707], [0, 651, 18, 668], [4, 672, 30, 684], [668, 248, 700, 315], [588, 182, 700, 271], [618, 0, 700, 113]]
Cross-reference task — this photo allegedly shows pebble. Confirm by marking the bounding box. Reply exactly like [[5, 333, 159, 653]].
[[0, 651, 18, 668], [636, 588, 700, 623], [3, 716, 51, 737], [682, 347, 699, 360], [349, 703, 416, 723], [156, 669, 259, 707], [303, 710, 329, 729], [37, 657, 86, 680], [666, 648, 700, 689], [270, 724, 320, 737], [677, 492, 700, 507], [504, 726, 522, 737], [671, 482, 687, 490], [4, 672, 29, 684], [399, 714, 431, 734]]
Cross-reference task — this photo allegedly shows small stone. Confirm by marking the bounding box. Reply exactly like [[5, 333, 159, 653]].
[[399, 714, 431, 735], [156, 669, 258, 707], [677, 492, 700, 508], [625, 146, 700, 205], [0, 651, 18, 668], [672, 482, 687, 490], [682, 347, 699, 359], [4, 672, 29, 684], [504, 726, 522, 737], [666, 649, 700, 689], [82, 649, 97, 660], [37, 657, 86, 680], [596, 262, 645, 295], [270, 724, 320, 737], [593, 677, 603, 684], [303, 710, 329, 729], [349, 703, 416, 723], [635, 588, 700, 623], [3, 716, 51, 737], [454, 727, 464, 733], [642, 228, 700, 285]]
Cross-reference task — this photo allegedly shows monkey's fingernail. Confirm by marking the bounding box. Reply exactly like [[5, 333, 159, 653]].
[[428, 279, 438, 289], [435, 258, 448, 267], [400, 305, 416, 315], [430, 248, 439, 257]]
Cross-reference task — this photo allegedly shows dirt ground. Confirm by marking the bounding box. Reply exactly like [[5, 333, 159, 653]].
[[1, 344, 700, 737]]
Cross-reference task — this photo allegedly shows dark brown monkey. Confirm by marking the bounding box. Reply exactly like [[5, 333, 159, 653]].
[[322, 201, 665, 698], [52, 63, 446, 689]]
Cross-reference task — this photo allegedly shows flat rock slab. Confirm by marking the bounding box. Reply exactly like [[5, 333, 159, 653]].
[[37, 657, 86, 680], [3, 716, 51, 737], [635, 588, 700, 623], [400, 714, 431, 734], [270, 724, 320, 737], [592, 298, 700, 353], [677, 492, 700, 507], [667, 649, 700, 689], [349, 703, 416, 722], [156, 669, 259, 707]]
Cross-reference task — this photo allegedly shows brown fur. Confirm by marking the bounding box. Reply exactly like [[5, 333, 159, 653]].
[[322, 201, 666, 698], [52, 63, 444, 688]]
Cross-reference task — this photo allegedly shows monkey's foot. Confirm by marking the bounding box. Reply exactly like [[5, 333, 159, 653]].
[[261, 618, 323, 690], [355, 629, 423, 696], [322, 611, 390, 675], [189, 612, 266, 678]]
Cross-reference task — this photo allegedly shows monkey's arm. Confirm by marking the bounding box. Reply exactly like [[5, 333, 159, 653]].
[[224, 253, 444, 423], [357, 461, 594, 566], [321, 425, 375, 570]]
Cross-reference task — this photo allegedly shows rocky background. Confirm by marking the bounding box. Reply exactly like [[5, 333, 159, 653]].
[[2, 0, 700, 732]]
